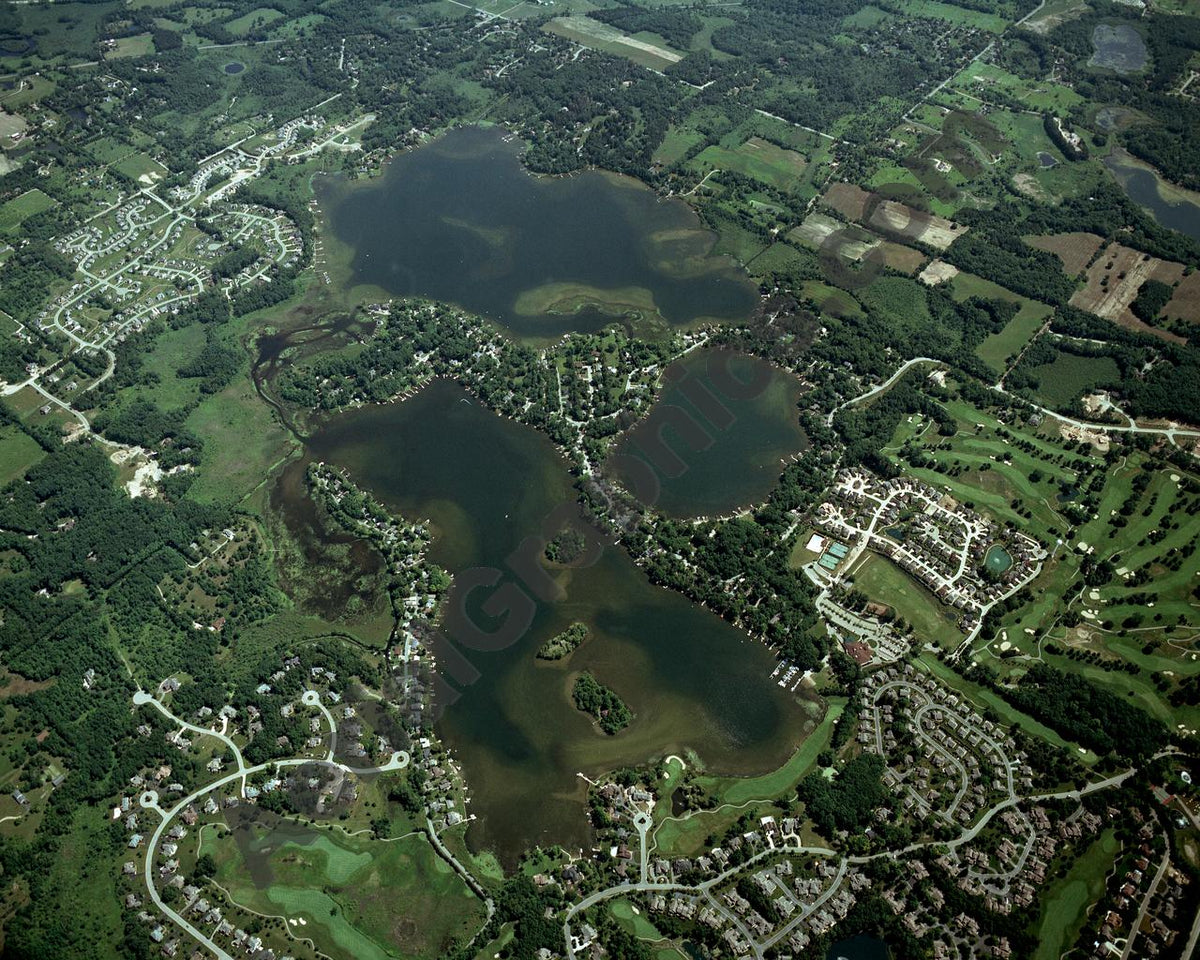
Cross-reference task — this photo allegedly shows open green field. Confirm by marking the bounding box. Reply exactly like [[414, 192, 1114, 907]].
[[653, 124, 705, 166], [184, 373, 296, 504], [693, 137, 808, 191], [880, 0, 1010, 31], [114, 151, 168, 183], [849, 552, 963, 649], [104, 33, 155, 59], [1032, 829, 1119, 960], [947, 271, 1054, 373], [0, 424, 44, 486], [1023, 350, 1122, 408], [952, 61, 1085, 113], [0, 188, 56, 233], [225, 6, 285, 35]]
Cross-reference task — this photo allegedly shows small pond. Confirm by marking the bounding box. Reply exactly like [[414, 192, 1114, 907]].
[[985, 544, 1013, 576], [827, 934, 890, 960], [223, 60, 245, 74]]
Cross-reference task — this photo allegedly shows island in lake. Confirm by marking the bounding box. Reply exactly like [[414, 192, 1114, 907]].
[[572, 672, 632, 735], [537, 622, 589, 660]]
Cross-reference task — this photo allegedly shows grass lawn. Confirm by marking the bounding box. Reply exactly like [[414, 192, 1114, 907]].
[[1032, 829, 1119, 960], [651, 699, 843, 856], [610, 898, 666, 940], [849, 552, 963, 649], [0, 425, 44, 486], [0, 189, 57, 233]]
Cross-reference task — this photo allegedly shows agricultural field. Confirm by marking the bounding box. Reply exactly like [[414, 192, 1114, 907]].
[[821, 182, 966, 249], [789, 212, 877, 261], [1018, 347, 1123, 409], [652, 124, 705, 166], [103, 33, 155, 59], [224, 6, 285, 36], [0, 188, 56, 233], [1164, 270, 1200, 325], [1024, 232, 1105, 276], [878, 240, 927, 274], [0, 424, 44, 485], [946, 271, 1054, 373], [888, 0, 1011, 31], [692, 136, 808, 191], [1068, 242, 1186, 342]]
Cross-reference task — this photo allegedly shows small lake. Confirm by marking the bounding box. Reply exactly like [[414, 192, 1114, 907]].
[[320, 126, 758, 339], [223, 60, 245, 74], [827, 934, 890, 960], [1037, 151, 1058, 169], [1104, 151, 1200, 242], [607, 347, 807, 518], [985, 544, 1013, 576], [1088, 23, 1147, 74], [301, 379, 808, 863]]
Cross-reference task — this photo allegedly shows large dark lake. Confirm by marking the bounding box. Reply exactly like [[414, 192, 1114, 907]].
[[304, 379, 808, 863], [320, 126, 758, 338]]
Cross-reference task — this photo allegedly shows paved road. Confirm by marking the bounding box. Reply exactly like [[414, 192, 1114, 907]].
[[827, 354, 1200, 445], [826, 357, 941, 426], [1120, 841, 1170, 960], [425, 816, 496, 919]]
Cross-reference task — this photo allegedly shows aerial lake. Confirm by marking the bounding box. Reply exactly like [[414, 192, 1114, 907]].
[[303, 379, 808, 863], [1104, 150, 1200, 242], [607, 347, 808, 518], [319, 126, 758, 339]]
